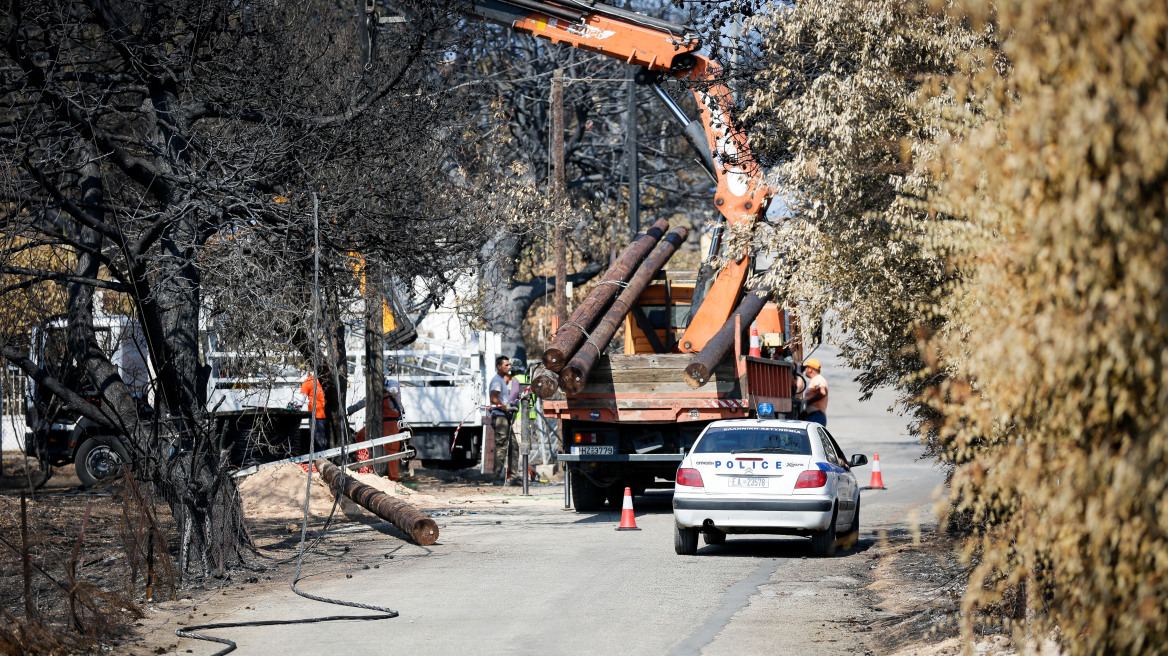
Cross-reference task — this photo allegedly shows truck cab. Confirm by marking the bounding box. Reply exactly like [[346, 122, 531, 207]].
[[24, 314, 151, 487]]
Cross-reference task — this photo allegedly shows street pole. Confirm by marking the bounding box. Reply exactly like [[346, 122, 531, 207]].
[[626, 74, 639, 235], [552, 68, 567, 328]]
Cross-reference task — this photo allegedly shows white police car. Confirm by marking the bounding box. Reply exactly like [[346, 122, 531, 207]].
[[672, 418, 868, 556]]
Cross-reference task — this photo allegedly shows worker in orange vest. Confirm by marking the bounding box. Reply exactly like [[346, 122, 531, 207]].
[[299, 373, 327, 452]]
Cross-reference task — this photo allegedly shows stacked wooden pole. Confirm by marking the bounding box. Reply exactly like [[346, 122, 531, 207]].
[[560, 227, 689, 393], [684, 289, 771, 388], [532, 218, 670, 398]]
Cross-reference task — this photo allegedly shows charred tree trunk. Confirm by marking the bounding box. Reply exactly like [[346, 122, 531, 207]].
[[68, 148, 144, 446], [481, 231, 525, 360], [139, 91, 249, 581], [320, 287, 350, 450], [482, 230, 605, 363], [366, 259, 385, 446]]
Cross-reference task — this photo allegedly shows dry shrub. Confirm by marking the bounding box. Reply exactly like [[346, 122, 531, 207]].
[[748, 0, 1167, 651], [929, 0, 1168, 652], [0, 618, 92, 656]]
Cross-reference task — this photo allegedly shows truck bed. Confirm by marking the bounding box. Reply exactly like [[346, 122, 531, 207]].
[[543, 353, 792, 423]]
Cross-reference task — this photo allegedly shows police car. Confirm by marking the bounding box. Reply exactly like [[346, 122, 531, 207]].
[[672, 417, 868, 556]]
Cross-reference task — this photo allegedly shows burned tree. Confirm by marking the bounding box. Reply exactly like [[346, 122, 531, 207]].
[[0, 0, 500, 579]]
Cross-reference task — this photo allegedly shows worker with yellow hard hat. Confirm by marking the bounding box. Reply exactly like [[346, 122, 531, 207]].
[[802, 358, 828, 426]]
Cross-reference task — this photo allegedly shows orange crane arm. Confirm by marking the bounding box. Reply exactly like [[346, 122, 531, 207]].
[[469, 0, 772, 352]]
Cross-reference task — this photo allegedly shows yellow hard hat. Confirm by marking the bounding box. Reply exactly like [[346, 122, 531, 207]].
[[804, 358, 821, 371]]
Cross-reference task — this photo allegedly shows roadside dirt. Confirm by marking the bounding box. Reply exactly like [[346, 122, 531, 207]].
[[852, 531, 1051, 656], [3, 463, 1025, 656], [1, 461, 557, 655]]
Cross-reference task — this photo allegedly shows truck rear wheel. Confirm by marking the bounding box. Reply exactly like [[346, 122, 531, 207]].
[[605, 484, 625, 508], [570, 473, 605, 512], [75, 436, 128, 488]]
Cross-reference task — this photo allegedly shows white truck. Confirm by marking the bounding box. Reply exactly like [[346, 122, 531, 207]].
[[348, 333, 500, 469], [23, 304, 506, 485]]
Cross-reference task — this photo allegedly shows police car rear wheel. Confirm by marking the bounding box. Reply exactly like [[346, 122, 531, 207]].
[[811, 507, 838, 557], [674, 523, 699, 555]]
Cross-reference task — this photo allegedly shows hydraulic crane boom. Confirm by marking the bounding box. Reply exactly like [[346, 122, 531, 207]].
[[467, 0, 774, 352]]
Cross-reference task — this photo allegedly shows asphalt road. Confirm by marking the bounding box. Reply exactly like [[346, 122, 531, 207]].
[[172, 343, 946, 655]]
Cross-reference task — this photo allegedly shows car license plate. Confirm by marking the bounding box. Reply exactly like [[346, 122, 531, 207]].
[[729, 477, 768, 488], [575, 446, 614, 455]]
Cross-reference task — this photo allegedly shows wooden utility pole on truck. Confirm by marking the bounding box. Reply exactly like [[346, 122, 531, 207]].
[[462, 0, 773, 353]]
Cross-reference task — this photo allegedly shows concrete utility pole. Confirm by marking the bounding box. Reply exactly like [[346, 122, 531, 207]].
[[626, 74, 639, 235], [552, 68, 567, 328], [365, 258, 384, 447]]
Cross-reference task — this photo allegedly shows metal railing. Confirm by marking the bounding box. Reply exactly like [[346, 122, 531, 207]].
[[1, 365, 28, 417]]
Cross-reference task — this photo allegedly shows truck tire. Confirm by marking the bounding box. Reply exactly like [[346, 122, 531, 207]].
[[605, 484, 625, 508], [571, 474, 606, 512], [703, 529, 726, 546], [811, 507, 838, 557], [674, 523, 699, 555], [75, 436, 128, 488]]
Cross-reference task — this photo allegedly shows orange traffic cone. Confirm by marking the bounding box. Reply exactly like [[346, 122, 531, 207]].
[[867, 453, 886, 490], [615, 487, 641, 531], [749, 321, 761, 358]]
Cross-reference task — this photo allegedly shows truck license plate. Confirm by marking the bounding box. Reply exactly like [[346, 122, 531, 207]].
[[729, 477, 768, 488], [574, 446, 614, 455]]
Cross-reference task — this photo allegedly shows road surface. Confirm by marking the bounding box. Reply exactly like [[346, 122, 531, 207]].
[[164, 343, 945, 655]]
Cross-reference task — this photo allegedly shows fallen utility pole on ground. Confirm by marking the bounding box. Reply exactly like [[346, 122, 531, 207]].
[[560, 226, 689, 393], [315, 459, 439, 546]]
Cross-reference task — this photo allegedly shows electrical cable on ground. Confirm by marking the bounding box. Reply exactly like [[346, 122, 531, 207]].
[[175, 192, 399, 655]]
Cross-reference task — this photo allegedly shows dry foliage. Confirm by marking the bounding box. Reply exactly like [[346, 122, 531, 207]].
[[743, 0, 988, 419], [748, 0, 1167, 652], [0, 490, 152, 656], [927, 0, 1168, 651]]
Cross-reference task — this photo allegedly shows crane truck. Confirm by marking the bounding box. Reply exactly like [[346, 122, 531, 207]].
[[402, 0, 811, 509]]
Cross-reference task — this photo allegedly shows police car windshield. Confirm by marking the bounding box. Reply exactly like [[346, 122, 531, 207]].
[[693, 426, 812, 455]]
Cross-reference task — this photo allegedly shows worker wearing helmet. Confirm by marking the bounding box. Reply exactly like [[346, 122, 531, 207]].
[[802, 358, 828, 426]]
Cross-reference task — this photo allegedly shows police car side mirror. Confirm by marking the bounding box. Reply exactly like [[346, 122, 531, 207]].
[[850, 454, 868, 468]]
